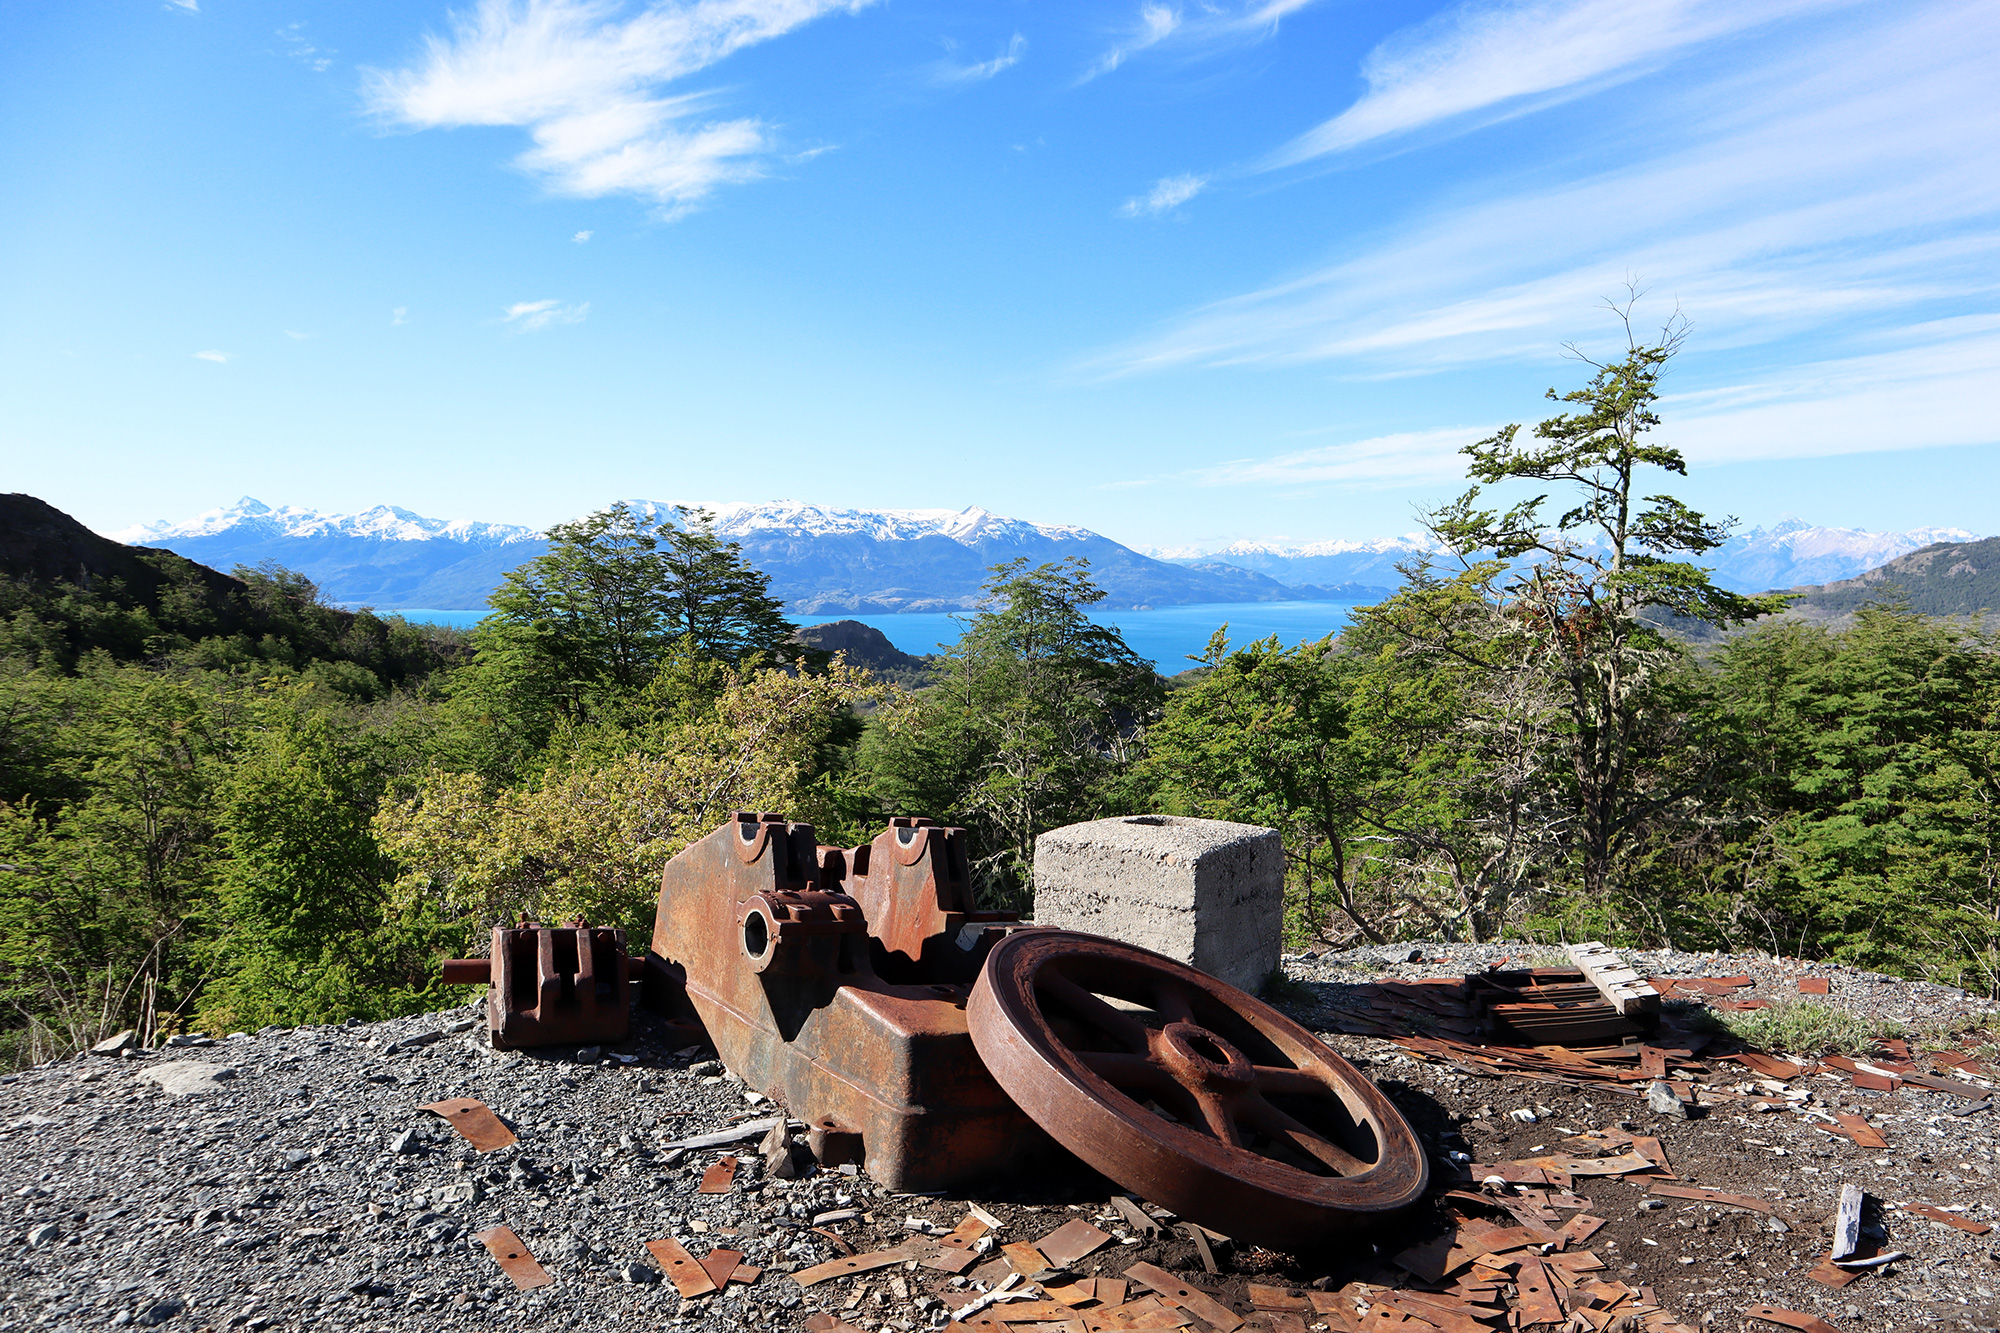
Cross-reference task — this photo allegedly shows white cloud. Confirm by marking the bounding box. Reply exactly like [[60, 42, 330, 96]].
[[166, 0, 198, 12], [933, 33, 1025, 85], [573, 229, 594, 242], [1081, 0, 1320, 83], [193, 350, 231, 363], [364, 0, 868, 218], [1091, 4, 2000, 380], [1264, 0, 1842, 169], [392, 306, 409, 325], [1189, 427, 1491, 489], [501, 298, 590, 330], [284, 330, 313, 340], [1119, 172, 1206, 217], [276, 22, 335, 72]]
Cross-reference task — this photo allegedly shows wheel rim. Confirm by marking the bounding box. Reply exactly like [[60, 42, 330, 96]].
[[968, 930, 1428, 1249]]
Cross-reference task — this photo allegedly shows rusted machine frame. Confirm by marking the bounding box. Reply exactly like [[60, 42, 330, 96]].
[[646, 812, 1042, 1191], [441, 919, 631, 1050]]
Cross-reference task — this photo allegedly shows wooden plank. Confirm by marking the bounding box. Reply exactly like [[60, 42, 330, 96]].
[[1565, 942, 1661, 1016], [1829, 1183, 1864, 1262]]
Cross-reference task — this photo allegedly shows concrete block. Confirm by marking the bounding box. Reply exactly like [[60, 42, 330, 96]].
[[1031, 815, 1285, 994]]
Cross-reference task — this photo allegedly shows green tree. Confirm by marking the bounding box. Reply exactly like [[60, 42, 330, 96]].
[[861, 559, 1161, 906], [198, 684, 464, 1032], [447, 503, 797, 777], [1423, 300, 1775, 900]]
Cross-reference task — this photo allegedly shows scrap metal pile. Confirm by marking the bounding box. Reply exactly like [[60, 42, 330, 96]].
[[444, 811, 1431, 1251]]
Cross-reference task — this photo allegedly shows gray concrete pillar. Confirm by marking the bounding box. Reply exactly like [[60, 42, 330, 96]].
[[1031, 815, 1285, 994]]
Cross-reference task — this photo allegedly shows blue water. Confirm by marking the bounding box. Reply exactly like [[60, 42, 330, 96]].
[[373, 601, 1367, 673], [796, 601, 1366, 672]]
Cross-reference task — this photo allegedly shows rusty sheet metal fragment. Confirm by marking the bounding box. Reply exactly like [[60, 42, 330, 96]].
[[731, 1262, 764, 1284], [1821, 1114, 1888, 1148], [1245, 1284, 1310, 1311], [792, 1248, 912, 1287], [1511, 1255, 1563, 1326], [1646, 1181, 1783, 1216], [1745, 1307, 1840, 1333], [1085, 1298, 1192, 1331], [1904, 1202, 1992, 1235], [1035, 1219, 1111, 1268], [1727, 1053, 1806, 1079], [1002, 1241, 1053, 1275], [698, 1154, 739, 1193], [804, 1315, 869, 1333], [420, 1098, 517, 1152], [1123, 1262, 1243, 1333], [699, 1247, 744, 1288], [644, 1237, 720, 1297], [475, 1225, 552, 1290], [1108, 1195, 1162, 1238], [1796, 977, 1830, 994]]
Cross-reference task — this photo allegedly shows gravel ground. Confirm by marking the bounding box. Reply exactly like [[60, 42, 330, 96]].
[[4, 945, 1997, 1333], [1287, 943, 2000, 1332]]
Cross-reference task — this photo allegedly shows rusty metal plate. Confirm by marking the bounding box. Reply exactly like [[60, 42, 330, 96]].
[[791, 1248, 912, 1287], [968, 931, 1428, 1250], [1035, 1219, 1110, 1268], [699, 1247, 744, 1289], [1124, 1263, 1243, 1333], [699, 1154, 739, 1193], [1746, 1308, 1839, 1333], [420, 1098, 517, 1152], [475, 1225, 552, 1290], [644, 1237, 720, 1297]]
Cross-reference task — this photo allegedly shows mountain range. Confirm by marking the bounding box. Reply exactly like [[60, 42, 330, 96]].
[[107, 499, 1984, 615], [109, 498, 1385, 614], [1148, 518, 1984, 595]]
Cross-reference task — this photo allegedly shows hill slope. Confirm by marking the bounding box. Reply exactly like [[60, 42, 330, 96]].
[[1787, 534, 2000, 618]]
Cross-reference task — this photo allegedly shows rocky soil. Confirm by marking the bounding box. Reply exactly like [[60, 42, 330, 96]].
[[3, 945, 1997, 1333]]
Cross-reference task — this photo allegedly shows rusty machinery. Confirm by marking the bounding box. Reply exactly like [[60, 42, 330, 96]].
[[441, 918, 631, 1050], [643, 812, 1429, 1250], [445, 812, 1428, 1248]]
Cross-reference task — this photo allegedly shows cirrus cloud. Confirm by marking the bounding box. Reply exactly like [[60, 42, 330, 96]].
[[364, 0, 871, 218], [501, 298, 590, 330]]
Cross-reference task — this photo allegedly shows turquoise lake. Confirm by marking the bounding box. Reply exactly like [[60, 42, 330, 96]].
[[375, 601, 1368, 672]]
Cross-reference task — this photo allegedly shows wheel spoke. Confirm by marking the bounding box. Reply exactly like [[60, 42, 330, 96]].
[[1037, 971, 1151, 1051], [1252, 1064, 1330, 1097], [1241, 1097, 1368, 1176], [1076, 1051, 1174, 1091], [1191, 1091, 1245, 1148], [1152, 980, 1194, 1024]]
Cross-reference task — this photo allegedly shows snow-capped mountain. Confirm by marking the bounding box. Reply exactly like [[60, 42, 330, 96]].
[[103, 499, 1351, 613], [1706, 518, 1983, 591], [111, 497, 539, 548], [1159, 521, 1983, 594]]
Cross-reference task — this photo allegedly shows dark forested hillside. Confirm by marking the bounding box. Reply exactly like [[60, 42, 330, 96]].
[[1788, 535, 2000, 618], [0, 493, 457, 691]]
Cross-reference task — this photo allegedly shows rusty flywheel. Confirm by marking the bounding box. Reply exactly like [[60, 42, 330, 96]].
[[967, 930, 1429, 1250]]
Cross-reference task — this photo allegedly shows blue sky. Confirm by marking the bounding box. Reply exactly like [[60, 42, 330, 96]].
[[4, 0, 1997, 552]]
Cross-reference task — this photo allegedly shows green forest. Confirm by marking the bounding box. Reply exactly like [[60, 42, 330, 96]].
[[5, 329, 1997, 1066]]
